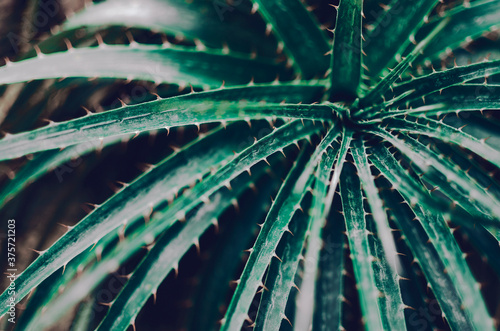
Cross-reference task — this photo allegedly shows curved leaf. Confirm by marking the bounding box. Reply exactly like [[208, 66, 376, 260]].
[[96, 164, 269, 331], [385, 116, 500, 169], [359, 18, 450, 107], [351, 138, 405, 330], [189, 168, 286, 331], [220, 149, 313, 331], [0, 84, 332, 161], [417, 0, 500, 61], [369, 143, 495, 330], [293, 127, 350, 331], [63, 0, 277, 55], [340, 162, 384, 330], [381, 186, 476, 331], [363, 0, 440, 79], [254, 196, 311, 331], [251, 0, 330, 78], [387, 59, 500, 107], [330, 0, 363, 100], [370, 85, 500, 119], [0, 122, 270, 315], [220, 122, 339, 331], [374, 128, 500, 221], [0, 136, 124, 207], [31, 120, 319, 329], [0, 44, 287, 87], [19, 224, 123, 330], [258, 127, 349, 331], [311, 208, 346, 331]]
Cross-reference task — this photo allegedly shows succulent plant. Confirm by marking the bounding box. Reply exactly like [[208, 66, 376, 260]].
[[1, 0, 500, 330]]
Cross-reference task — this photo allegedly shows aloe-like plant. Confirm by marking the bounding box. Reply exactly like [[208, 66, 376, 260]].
[[1, 0, 500, 330]]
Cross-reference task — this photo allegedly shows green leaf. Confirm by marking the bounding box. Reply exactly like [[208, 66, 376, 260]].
[[417, 0, 500, 62], [0, 84, 332, 161], [466, 113, 500, 150], [350, 138, 405, 330], [381, 187, 476, 331], [251, 0, 330, 78], [363, 0, 440, 79], [311, 208, 345, 331], [293, 127, 350, 331], [189, 169, 286, 331], [370, 144, 495, 330], [0, 136, 124, 207], [71, 297, 95, 331], [373, 128, 500, 221], [21, 120, 320, 328], [63, 0, 277, 55], [96, 164, 268, 331], [220, 122, 339, 331], [19, 226, 121, 330], [434, 141, 500, 206], [420, 84, 500, 112], [0, 123, 267, 315], [386, 59, 500, 107], [460, 223, 500, 276], [339, 161, 384, 330], [353, 89, 416, 120], [254, 196, 311, 331], [0, 44, 287, 87], [359, 18, 450, 108], [329, 0, 363, 100], [410, 207, 493, 330], [430, 142, 500, 272], [220, 149, 313, 331], [385, 116, 500, 169], [369, 85, 500, 119], [364, 136, 491, 230]]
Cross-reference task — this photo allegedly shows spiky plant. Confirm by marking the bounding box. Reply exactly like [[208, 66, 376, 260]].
[[1, 0, 500, 330]]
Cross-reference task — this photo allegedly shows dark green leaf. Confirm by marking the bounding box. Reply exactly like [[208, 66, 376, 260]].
[[251, 0, 330, 78], [330, 0, 363, 100]]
